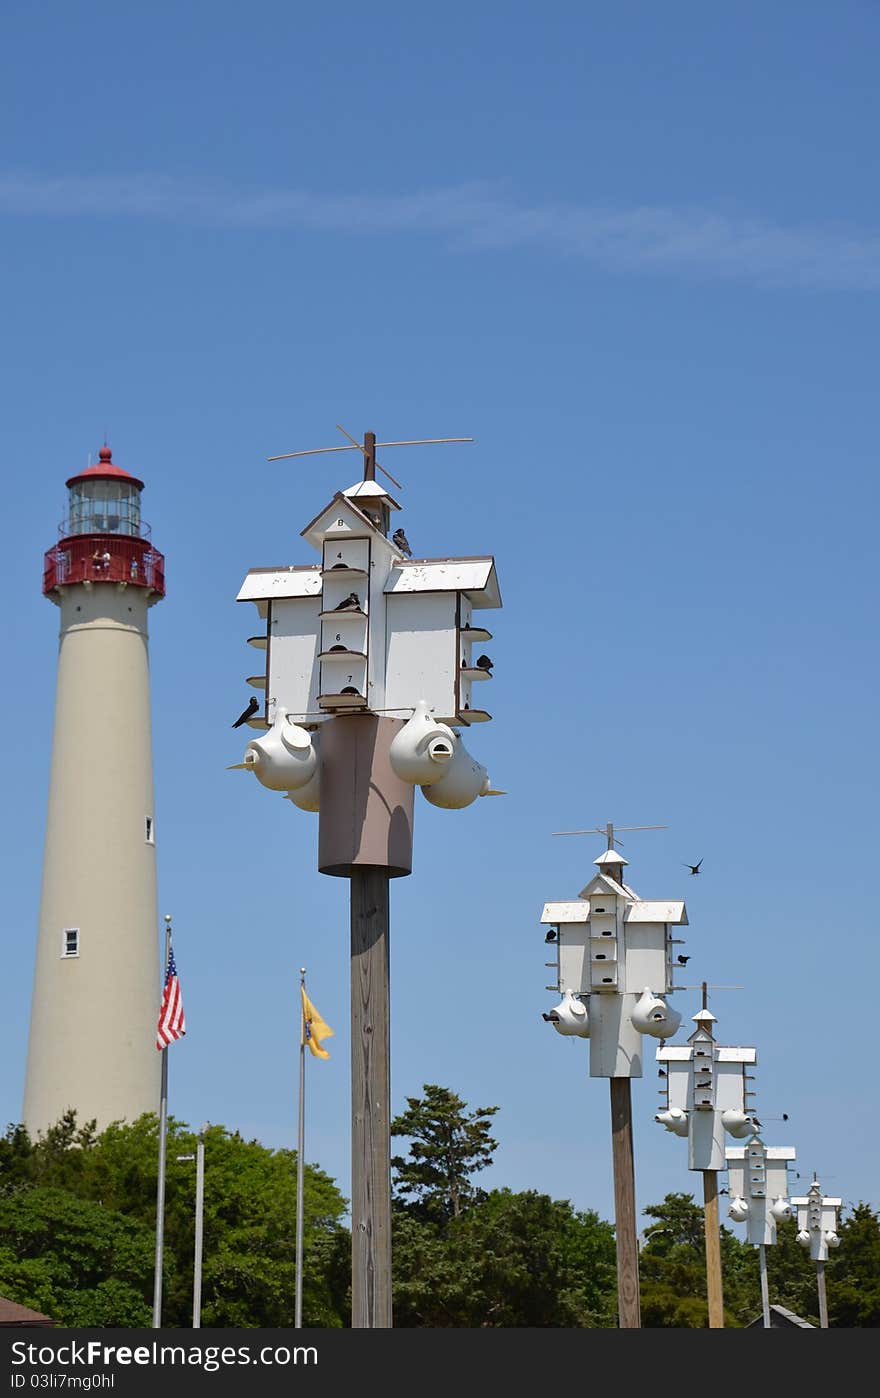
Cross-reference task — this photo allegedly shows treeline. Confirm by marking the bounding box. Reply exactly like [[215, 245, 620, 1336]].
[[0, 1086, 877, 1327]]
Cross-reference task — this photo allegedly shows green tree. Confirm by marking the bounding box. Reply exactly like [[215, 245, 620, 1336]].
[[0, 1114, 350, 1327], [0, 1187, 153, 1325], [390, 1085, 617, 1326], [639, 1192, 760, 1327], [390, 1084, 498, 1222], [393, 1189, 617, 1327], [828, 1203, 880, 1327]]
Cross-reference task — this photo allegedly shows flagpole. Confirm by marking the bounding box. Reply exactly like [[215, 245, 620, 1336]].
[[152, 914, 172, 1329], [295, 967, 306, 1329]]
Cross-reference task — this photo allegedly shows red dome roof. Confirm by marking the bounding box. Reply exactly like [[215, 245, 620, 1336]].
[[66, 446, 144, 490]]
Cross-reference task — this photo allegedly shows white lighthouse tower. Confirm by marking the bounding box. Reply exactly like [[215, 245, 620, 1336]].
[[23, 446, 166, 1135]]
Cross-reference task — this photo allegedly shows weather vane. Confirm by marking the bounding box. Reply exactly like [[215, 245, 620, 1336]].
[[267, 424, 474, 489]]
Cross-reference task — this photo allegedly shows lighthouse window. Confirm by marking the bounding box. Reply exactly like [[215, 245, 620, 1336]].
[[145, 816, 155, 845], [61, 928, 79, 958]]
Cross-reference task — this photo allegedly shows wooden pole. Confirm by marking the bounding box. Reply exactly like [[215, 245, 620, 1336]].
[[350, 867, 392, 1328], [816, 1260, 829, 1329], [703, 1170, 724, 1327], [609, 1077, 641, 1328], [759, 1242, 770, 1328]]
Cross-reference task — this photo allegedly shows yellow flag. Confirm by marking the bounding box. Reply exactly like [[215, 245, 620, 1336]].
[[301, 986, 334, 1060]]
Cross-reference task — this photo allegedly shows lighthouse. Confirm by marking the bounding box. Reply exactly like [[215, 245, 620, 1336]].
[[23, 447, 166, 1135]]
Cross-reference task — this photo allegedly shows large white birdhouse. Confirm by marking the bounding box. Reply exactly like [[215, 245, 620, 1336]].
[[791, 1179, 843, 1261], [726, 1142, 796, 1245], [656, 1010, 757, 1171], [541, 846, 687, 1078], [236, 461, 502, 843]]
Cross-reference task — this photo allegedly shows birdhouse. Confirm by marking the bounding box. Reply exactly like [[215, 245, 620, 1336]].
[[656, 1011, 757, 1170], [540, 847, 687, 1078], [791, 1180, 843, 1261], [235, 455, 503, 875], [239, 481, 500, 729], [726, 1143, 796, 1245]]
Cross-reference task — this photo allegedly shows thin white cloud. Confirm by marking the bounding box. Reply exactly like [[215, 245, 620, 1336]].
[[1, 172, 878, 291]]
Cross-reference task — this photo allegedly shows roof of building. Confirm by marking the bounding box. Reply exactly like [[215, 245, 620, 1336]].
[[747, 1304, 814, 1329], [66, 446, 144, 491], [0, 1295, 55, 1327]]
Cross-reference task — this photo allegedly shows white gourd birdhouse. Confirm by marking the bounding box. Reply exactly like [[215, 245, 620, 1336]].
[[725, 1143, 796, 1245], [540, 846, 687, 1078], [656, 1009, 757, 1171]]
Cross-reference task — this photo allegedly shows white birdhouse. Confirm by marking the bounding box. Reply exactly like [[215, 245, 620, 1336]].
[[656, 1010, 757, 1171], [791, 1179, 843, 1261], [236, 474, 502, 822], [239, 486, 500, 729], [540, 847, 687, 1078], [725, 1143, 796, 1246]]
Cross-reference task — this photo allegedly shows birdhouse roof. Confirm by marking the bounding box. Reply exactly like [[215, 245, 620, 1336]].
[[236, 564, 322, 602], [541, 900, 590, 924], [692, 1008, 717, 1025], [342, 478, 402, 512], [384, 557, 501, 608], [726, 1146, 795, 1161], [578, 872, 630, 899], [594, 848, 628, 868], [301, 492, 394, 551], [624, 900, 688, 925]]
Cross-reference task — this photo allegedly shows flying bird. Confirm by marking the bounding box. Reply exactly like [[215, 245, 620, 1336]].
[[334, 592, 361, 611], [683, 859, 703, 875], [392, 528, 412, 557], [231, 696, 259, 728], [676, 954, 690, 965], [475, 654, 493, 671]]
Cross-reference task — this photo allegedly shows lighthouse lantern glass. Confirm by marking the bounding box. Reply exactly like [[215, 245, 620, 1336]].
[[68, 479, 142, 537]]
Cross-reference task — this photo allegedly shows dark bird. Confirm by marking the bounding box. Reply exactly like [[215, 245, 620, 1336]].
[[392, 528, 412, 557], [677, 954, 690, 965], [751, 1117, 762, 1129], [683, 859, 703, 875], [542, 1012, 560, 1022], [334, 592, 361, 611], [658, 1068, 667, 1077], [232, 696, 259, 728], [475, 654, 493, 671], [544, 928, 558, 943], [782, 1113, 789, 1121]]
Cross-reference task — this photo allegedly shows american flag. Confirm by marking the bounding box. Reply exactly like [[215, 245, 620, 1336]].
[[156, 946, 186, 1050]]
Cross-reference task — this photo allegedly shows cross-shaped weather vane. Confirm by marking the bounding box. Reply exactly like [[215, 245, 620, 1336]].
[[267, 425, 474, 489]]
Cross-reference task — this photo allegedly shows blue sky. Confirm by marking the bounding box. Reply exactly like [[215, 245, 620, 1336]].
[[1, 1, 878, 1232]]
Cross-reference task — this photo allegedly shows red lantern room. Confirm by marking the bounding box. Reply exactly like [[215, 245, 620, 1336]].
[[43, 446, 165, 601]]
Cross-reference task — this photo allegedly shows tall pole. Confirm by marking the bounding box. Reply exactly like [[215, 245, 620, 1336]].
[[816, 1261, 829, 1329], [703, 1170, 724, 1327], [350, 868, 392, 1328], [609, 1077, 641, 1328], [152, 917, 172, 1329], [759, 1243, 770, 1328], [295, 968, 307, 1329], [193, 1125, 206, 1328]]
